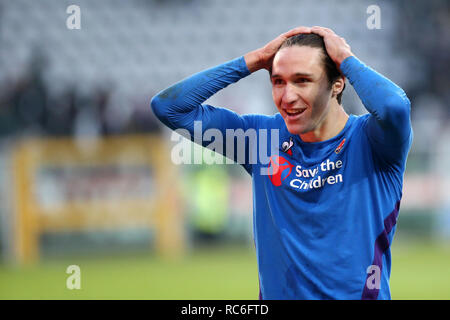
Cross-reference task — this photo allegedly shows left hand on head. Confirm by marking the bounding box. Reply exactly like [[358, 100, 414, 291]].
[[311, 26, 354, 71]]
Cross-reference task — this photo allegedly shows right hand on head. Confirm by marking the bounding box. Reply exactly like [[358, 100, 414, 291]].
[[244, 26, 311, 73]]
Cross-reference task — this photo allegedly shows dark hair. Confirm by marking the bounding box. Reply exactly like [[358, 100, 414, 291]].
[[277, 33, 345, 104]]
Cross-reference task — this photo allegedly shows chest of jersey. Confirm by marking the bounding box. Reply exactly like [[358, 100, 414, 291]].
[[264, 136, 350, 194]]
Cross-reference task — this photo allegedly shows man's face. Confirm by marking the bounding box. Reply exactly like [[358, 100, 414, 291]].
[[271, 45, 333, 135]]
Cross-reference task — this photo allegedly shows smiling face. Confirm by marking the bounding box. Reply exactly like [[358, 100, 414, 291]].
[[271, 45, 335, 136]]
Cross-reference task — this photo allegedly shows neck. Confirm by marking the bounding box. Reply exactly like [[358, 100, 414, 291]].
[[299, 102, 349, 143]]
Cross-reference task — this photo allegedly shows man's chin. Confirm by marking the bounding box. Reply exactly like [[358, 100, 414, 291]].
[[285, 124, 307, 136]]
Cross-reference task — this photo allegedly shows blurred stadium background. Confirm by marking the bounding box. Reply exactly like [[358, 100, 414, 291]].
[[0, 0, 449, 299]]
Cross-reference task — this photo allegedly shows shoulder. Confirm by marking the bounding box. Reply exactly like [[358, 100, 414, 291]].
[[352, 113, 371, 126], [339, 113, 371, 137], [346, 113, 374, 138]]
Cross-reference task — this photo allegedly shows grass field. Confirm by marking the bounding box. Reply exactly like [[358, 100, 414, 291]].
[[0, 241, 449, 300]]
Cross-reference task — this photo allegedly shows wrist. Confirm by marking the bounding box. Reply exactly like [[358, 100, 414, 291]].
[[336, 51, 354, 69], [244, 50, 264, 73]]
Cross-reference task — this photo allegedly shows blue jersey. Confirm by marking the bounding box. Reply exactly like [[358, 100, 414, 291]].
[[151, 55, 413, 299]]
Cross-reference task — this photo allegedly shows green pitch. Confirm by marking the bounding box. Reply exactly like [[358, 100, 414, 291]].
[[0, 242, 449, 299], [0, 246, 259, 300]]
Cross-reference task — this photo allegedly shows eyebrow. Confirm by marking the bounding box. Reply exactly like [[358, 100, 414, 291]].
[[270, 72, 313, 79]]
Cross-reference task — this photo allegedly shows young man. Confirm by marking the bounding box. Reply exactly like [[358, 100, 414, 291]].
[[151, 26, 412, 299]]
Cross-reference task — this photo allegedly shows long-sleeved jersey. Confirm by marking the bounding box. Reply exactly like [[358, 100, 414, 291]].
[[151, 55, 412, 299]]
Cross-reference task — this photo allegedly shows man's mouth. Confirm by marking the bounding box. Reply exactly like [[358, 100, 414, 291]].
[[284, 108, 306, 118]]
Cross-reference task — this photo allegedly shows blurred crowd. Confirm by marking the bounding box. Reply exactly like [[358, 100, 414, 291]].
[[0, 1, 447, 144], [0, 52, 162, 139], [397, 0, 450, 102]]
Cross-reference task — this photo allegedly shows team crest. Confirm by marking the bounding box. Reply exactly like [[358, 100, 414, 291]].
[[281, 137, 294, 156]]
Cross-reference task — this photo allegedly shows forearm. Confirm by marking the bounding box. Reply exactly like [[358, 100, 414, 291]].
[[151, 56, 251, 131]]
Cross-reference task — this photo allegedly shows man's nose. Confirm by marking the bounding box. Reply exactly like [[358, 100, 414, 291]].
[[282, 83, 297, 105]]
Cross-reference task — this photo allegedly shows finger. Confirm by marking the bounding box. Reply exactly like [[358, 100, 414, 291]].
[[311, 26, 333, 32], [321, 27, 335, 34], [283, 26, 311, 38], [282, 29, 309, 39], [310, 26, 328, 37], [292, 26, 312, 33], [311, 26, 335, 37]]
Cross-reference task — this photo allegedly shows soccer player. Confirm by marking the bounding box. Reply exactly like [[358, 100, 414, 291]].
[[151, 26, 413, 299]]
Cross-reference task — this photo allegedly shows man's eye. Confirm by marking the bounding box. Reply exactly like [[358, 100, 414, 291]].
[[295, 78, 309, 83], [273, 79, 283, 85]]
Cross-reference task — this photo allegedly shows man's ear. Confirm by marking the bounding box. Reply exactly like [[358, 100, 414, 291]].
[[332, 76, 345, 96]]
